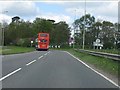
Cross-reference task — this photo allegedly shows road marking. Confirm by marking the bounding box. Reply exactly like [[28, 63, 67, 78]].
[[0, 68, 21, 81], [44, 51, 51, 56], [48, 51, 51, 53], [26, 60, 36, 66], [44, 53, 48, 56], [38, 56, 43, 59], [65, 51, 120, 88]]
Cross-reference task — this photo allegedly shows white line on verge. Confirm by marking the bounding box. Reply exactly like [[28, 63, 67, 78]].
[[64, 51, 120, 88], [26, 60, 36, 66], [0, 68, 22, 81], [38, 56, 43, 59]]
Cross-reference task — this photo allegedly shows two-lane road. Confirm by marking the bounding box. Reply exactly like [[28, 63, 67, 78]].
[[1, 50, 119, 88]]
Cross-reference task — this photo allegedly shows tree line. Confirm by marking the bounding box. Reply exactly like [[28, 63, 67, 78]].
[[3, 17, 70, 47], [73, 14, 120, 49], [1, 14, 120, 49]]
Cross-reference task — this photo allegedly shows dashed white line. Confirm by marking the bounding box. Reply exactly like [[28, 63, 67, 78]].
[[44, 53, 48, 56], [26, 60, 36, 66], [48, 51, 51, 53], [44, 51, 51, 56], [0, 68, 22, 81], [38, 56, 43, 59], [64, 51, 120, 88]]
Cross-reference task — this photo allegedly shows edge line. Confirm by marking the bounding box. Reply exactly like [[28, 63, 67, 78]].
[[64, 51, 119, 88]]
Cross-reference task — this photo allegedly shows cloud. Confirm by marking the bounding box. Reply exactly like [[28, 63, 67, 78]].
[[36, 13, 71, 24], [65, 1, 118, 22], [66, 7, 84, 17], [0, 1, 40, 17], [89, 2, 118, 22], [0, 1, 118, 25], [42, 0, 65, 4], [91, 2, 118, 17], [0, 14, 11, 24], [0, 1, 40, 24]]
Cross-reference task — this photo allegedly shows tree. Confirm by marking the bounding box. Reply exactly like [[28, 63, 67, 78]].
[[12, 16, 20, 23], [5, 17, 70, 47], [99, 21, 114, 49], [52, 21, 70, 47], [73, 14, 95, 48]]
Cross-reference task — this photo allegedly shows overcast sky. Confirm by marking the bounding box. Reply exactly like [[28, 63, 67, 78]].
[[0, 0, 118, 26]]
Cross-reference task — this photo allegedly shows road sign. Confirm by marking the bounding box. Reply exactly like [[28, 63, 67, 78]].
[[31, 41, 33, 44], [96, 39, 100, 43]]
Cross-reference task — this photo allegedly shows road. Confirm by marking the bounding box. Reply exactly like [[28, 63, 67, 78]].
[[1, 50, 119, 88]]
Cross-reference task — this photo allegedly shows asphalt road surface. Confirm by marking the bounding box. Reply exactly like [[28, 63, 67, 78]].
[[1, 50, 119, 88]]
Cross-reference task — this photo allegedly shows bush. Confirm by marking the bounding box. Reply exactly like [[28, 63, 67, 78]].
[[103, 42, 114, 49], [16, 38, 31, 47], [16, 39, 24, 46]]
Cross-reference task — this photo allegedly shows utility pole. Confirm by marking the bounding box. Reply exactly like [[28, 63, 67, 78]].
[[1, 11, 8, 47], [73, 9, 77, 49], [83, 0, 86, 49]]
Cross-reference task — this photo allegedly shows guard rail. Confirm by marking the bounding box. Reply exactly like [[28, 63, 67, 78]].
[[75, 49, 120, 61]]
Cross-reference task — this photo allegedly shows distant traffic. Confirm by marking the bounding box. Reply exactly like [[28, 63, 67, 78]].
[[35, 33, 49, 51]]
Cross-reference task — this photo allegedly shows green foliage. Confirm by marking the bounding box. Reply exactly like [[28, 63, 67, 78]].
[[16, 38, 24, 46], [73, 14, 95, 48], [73, 14, 119, 49], [5, 18, 70, 47], [16, 38, 31, 47], [67, 49, 118, 76], [4, 14, 119, 49]]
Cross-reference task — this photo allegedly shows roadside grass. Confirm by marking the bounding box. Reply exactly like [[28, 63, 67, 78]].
[[51, 48, 119, 77], [2, 46, 35, 55], [66, 49, 119, 77]]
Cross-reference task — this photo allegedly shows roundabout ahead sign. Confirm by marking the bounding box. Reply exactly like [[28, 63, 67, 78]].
[[96, 39, 100, 43]]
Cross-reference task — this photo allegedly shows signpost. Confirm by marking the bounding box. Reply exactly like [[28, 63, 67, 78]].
[[93, 39, 103, 49], [31, 41, 33, 47]]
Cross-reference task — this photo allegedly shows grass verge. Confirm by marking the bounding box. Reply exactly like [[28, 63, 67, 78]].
[[66, 49, 119, 77], [2, 46, 35, 55]]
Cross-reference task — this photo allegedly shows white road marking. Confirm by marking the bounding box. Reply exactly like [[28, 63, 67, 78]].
[[44, 53, 48, 56], [64, 51, 120, 88], [38, 56, 43, 59], [44, 51, 51, 56], [26, 60, 36, 66], [48, 51, 51, 53], [0, 68, 21, 81]]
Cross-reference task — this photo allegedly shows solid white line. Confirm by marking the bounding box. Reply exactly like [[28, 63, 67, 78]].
[[38, 56, 43, 59], [0, 68, 22, 81], [26, 60, 36, 66], [64, 51, 120, 88]]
